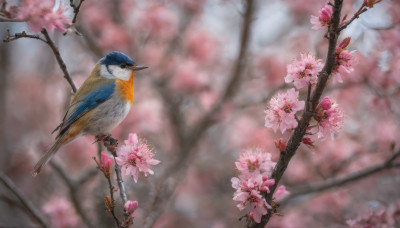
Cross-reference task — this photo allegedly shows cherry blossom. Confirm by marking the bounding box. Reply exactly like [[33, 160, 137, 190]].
[[124, 200, 138, 219], [231, 175, 274, 223], [265, 88, 305, 134], [116, 133, 160, 183], [310, 4, 333, 30], [330, 38, 356, 83], [285, 54, 323, 89], [16, 0, 70, 33], [312, 96, 345, 139], [235, 148, 276, 178]]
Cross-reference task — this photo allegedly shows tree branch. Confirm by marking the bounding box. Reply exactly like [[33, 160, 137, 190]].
[[281, 149, 400, 204], [70, 0, 85, 24], [0, 172, 51, 228], [246, 0, 344, 226], [102, 136, 130, 226]]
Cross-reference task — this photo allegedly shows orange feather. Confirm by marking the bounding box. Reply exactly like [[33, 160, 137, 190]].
[[116, 71, 135, 104]]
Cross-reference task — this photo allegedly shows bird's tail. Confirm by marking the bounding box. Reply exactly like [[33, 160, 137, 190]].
[[32, 138, 64, 177], [32, 129, 79, 177]]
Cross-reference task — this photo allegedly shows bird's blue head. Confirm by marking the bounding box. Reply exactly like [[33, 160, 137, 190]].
[[99, 51, 148, 81]]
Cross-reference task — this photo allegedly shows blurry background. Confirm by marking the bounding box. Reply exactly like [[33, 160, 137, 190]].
[[0, 0, 400, 227]]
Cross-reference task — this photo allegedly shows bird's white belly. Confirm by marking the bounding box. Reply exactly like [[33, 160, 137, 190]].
[[83, 98, 131, 136]]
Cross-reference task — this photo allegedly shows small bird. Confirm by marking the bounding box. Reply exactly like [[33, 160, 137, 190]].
[[32, 51, 148, 176]]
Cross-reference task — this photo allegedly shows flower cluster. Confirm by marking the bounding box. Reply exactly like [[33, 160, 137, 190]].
[[333, 37, 356, 83], [311, 96, 345, 139], [285, 53, 323, 89], [310, 4, 333, 30], [116, 133, 160, 183], [231, 149, 286, 223], [265, 88, 305, 134], [16, 0, 70, 33]]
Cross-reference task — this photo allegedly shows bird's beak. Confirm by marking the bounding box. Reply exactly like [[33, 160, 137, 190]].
[[129, 65, 148, 71]]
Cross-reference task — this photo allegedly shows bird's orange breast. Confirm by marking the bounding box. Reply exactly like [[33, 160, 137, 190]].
[[116, 71, 135, 104]]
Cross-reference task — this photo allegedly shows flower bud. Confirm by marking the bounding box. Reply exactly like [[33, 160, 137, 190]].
[[124, 200, 138, 215]]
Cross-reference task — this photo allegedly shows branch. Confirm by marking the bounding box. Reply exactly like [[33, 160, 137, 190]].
[[246, 0, 344, 227], [50, 161, 96, 228], [41, 29, 78, 92], [102, 136, 131, 226], [92, 157, 121, 228], [3, 29, 78, 93], [281, 149, 400, 204], [70, 0, 85, 24], [0, 172, 51, 228], [188, 0, 254, 143], [143, 1, 255, 227]]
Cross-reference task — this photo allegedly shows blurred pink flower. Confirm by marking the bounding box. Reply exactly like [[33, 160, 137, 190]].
[[333, 50, 356, 83], [313, 96, 344, 139], [138, 4, 178, 40], [235, 148, 276, 178], [347, 209, 390, 228], [184, 27, 219, 65], [274, 185, 290, 201], [265, 88, 305, 134], [42, 197, 79, 228], [310, 4, 332, 30], [116, 133, 160, 183], [124, 200, 138, 219], [285, 53, 323, 89], [16, 0, 70, 33], [171, 60, 209, 93]]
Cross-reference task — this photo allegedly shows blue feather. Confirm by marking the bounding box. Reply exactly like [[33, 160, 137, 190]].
[[54, 82, 116, 137], [101, 51, 135, 66]]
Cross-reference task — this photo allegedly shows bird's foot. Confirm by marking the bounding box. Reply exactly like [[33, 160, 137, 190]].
[[93, 134, 112, 144]]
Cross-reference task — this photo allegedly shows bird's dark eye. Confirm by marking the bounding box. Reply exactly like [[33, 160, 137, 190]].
[[120, 63, 127, 69]]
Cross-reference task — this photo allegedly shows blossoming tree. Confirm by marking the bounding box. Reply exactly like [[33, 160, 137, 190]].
[[0, 0, 399, 227]]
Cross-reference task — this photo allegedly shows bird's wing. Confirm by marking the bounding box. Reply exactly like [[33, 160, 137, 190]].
[[53, 81, 116, 138]]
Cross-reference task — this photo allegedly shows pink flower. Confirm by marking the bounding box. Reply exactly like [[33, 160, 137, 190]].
[[42, 197, 79, 228], [332, 38, 355, 83], [274, 185, 290, 201], [310, 4, 333, 30], [116, 133, 160, 183], [184, 27, 219, 65], [235, 148, 276, 178], [265, 88, 305, 134], [347, 209, 389, 228], [285, 54, 323, 89], [16, 0, 71, 33], [137, 4, 178, 40], [100, 152, 113, 177], [171, 60, 209, 93], [274, 138, 287, 152], [312, 96, 344, 139], [124, 200, 138, 219], [231, 175, 274, 223]]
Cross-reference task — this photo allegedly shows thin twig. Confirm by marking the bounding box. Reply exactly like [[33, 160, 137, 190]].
[[281, 149, 400, 204], [70, 0, 85, 24], [41, 29, 77, 92], [0, 172, 51, 228], [3, 29, 78, 93], [92, 157, 121, 228], [103, 136, 131, 226]]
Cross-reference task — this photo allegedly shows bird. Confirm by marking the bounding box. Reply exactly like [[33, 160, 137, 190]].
[[32, 51, 148, 176]]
